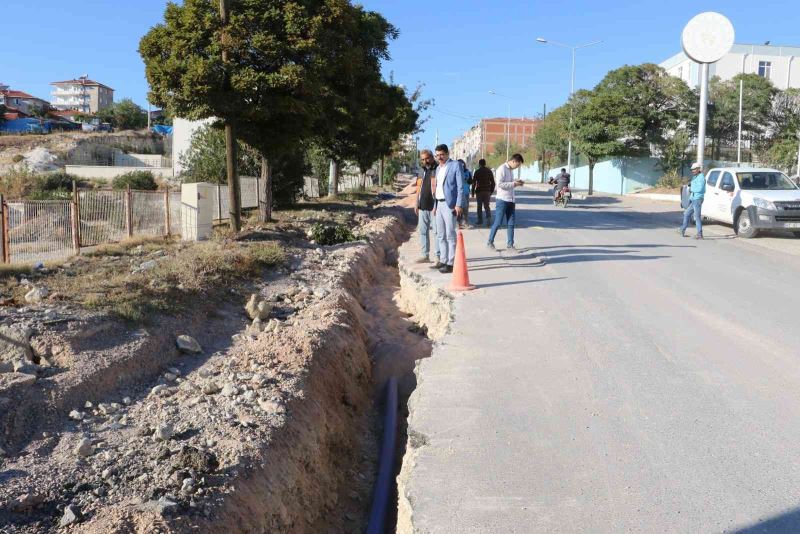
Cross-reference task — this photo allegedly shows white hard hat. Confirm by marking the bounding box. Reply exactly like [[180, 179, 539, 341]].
[[691, 162, 702, 170]]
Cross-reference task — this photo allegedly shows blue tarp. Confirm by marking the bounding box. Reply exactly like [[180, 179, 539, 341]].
[[0, 118, 52, 134], [151, 125, 173, 135]]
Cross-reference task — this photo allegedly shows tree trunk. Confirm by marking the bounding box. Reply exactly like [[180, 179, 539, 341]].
[[328, 159, 338, 199], [224, 124, 241, 231], [588, 160, 595, 196], [379, 157, 385, 187], [360, 171, 367, 190], [259, 154, 272, 222], [219, 0, 240, 232]]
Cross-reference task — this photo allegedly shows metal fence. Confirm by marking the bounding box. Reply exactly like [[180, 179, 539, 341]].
[[4, 200, 75, 264], [208, 176, 260, 221], [1, 187, 178, 265], [0, 178, 264, 265]]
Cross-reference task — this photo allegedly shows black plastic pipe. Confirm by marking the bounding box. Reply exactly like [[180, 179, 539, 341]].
[[366, 376, 399, 534]]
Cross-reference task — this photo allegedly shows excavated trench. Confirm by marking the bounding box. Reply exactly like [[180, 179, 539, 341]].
[[0, 209, 453, 533]]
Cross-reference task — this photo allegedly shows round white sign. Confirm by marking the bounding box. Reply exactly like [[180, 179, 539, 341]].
[[681, 12, 735, 64]]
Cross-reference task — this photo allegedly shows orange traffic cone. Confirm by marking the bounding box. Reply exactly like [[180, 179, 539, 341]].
[[450, 230, 475, 291]]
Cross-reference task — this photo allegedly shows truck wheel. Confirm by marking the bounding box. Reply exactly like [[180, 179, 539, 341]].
[[735, 209, 759, 238]]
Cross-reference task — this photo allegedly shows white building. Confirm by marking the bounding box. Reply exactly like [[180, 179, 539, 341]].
[[452, 124, 482, 166], [660, 43, 800, 90], [50, 77, 114, 113]]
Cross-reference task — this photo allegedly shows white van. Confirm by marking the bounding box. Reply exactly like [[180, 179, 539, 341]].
[[684, 167, 800, 238]]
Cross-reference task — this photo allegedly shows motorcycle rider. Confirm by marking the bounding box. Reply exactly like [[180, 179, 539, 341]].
[[551, 168, 571, 203]]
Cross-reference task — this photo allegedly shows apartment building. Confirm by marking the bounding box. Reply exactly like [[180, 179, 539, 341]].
[[660, 43, 800, 90], [453, 117, 541, 165], [50, 77, 114, 113]]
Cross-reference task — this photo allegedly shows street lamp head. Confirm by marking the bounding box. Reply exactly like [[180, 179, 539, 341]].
[[536, 37, 547, 43], [488, 90, 497, 95]]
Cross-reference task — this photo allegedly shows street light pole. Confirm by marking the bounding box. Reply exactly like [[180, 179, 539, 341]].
[[506, 102, 511, 161], [737, 79, 743, 165], [536, 37, 603, 176], [489, 90, 515, 161], [697, 63, 710, 165]]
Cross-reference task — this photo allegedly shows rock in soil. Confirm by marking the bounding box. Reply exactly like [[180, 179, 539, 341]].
[[176, 335, 202, 354]]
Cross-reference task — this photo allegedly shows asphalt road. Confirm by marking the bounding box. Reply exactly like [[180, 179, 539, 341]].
[[400, 186, 800, 533]]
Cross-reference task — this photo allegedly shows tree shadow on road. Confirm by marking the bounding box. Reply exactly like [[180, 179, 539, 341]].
[[728, 507, 800, 533], [476, 276, 566, 289]]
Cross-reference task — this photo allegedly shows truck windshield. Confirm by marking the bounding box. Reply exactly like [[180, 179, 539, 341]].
[[737, 172, 798, 190]]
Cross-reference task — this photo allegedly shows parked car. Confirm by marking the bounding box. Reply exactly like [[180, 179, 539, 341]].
[[695, 167, 800, 238]]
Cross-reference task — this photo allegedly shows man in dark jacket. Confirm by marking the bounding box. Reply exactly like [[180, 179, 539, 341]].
[[414, 149, 439, 263], [471, 159, 495, 226]]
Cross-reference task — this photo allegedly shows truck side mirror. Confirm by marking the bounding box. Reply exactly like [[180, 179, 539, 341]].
[[721, 183, 734, 192]]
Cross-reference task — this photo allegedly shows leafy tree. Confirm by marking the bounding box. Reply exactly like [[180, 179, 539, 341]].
[[658, 128, 692, 175], [140, 0, 398, 222], [708, 73, 776, 159], [179, 124, 260, 184], [0, 104, 7, 123], [534, 104, 570, 179], [311, 5, 401, 196], [351, 80, 417, 187], [594, 64, 696, 154], [180, 124, 303, 204], [570, 89, 626, 195], [97, 98, 148, 130]]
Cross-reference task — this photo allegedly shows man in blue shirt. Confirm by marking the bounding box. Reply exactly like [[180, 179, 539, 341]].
[[679, 162, 706, 239]]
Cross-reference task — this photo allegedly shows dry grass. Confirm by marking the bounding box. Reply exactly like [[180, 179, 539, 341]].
[[85, 235, 175, 257], [23, 237, 288, 323]]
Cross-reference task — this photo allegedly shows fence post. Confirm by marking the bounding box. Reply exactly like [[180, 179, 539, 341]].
[[164, 189, 171, 237], [71, 181, 80, 255], [217, 183, 222, 221], [0, 194, 8, 264], [125, 185, 133, 238], [255, 174, 261, 217]]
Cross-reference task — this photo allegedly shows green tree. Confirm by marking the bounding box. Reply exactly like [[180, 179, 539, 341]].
[[310, 6, 401, 196], [534, 104, 570, 180], [658, 128, 692, 175], [570, 89, 626, 195], [594, 64, 696, 154], [97, 98, 148, 130], [179, 124, 260, 184], [0, 104, 6, 123], [140, 0, 395, 222], [708, 73, 776, 159]]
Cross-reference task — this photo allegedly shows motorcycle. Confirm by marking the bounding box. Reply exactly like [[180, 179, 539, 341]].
[[549, 178, 572, 208]]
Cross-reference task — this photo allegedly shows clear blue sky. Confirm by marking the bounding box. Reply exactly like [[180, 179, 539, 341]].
[[2, 0, 797, 150]]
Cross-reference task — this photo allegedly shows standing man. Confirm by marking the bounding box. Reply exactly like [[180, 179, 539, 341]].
[[432, 144, 464, 273], [457, 159, 472, 229], [472, 159, 495, 226], [679, 162, 706, 239], [414, 149, 439, 263], [487, 153, 525, 253]]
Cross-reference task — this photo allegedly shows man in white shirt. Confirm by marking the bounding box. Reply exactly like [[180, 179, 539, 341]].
[[487, 153, 525, 253]]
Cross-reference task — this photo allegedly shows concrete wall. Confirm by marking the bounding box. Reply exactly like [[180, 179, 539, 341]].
[[65, 165, 174, 180], [518, 156, 664, 195], [112, 153, 164, 167]]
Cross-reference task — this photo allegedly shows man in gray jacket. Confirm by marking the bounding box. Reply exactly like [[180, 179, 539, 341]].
[[552, 168, 570, 202]]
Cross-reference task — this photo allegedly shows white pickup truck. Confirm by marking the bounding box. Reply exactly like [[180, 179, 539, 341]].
[[682, 167, 800, 238]]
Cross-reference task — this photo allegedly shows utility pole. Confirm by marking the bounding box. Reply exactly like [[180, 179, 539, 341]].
[[219, 0, 241, 232], [737, 79, 743, 165]]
